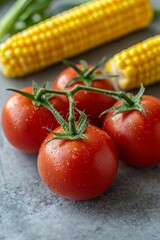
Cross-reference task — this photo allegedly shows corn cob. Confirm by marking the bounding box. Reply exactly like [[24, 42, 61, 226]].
[[0, 0, 153, 78], [106, 35, 160, 90]]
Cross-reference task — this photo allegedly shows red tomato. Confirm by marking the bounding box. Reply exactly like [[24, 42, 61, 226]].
[[1, 87, 69, 153], [103, 95, 160, 167], [38, 124, 118, 200], [53, 65, 116, 126]]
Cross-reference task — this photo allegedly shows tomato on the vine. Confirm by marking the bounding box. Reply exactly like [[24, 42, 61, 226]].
[[38, 124, 118, 200], [52, 63, 116, 126], [103, 95, 160, 167], [1, 87, 69, 153]]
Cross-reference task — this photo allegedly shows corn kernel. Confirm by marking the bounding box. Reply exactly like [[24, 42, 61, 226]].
[[106, 35, 160, 90], [0, 0, 153, 77]]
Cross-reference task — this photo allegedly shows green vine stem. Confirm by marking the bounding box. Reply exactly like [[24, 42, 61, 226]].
[[8, 83, 145, 140], [45, 85, 137, 105], [68, 94, 77, 135], [68, 85, 135, 105]]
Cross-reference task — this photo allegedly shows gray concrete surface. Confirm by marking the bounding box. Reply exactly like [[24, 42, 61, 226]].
[[0, 1, 160, 240]]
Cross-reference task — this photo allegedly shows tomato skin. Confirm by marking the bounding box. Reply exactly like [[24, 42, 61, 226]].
[[38, 125, 118, 200], [1, 87, 69, 153], [53, 64, 85, 89], [53, 65, 116, 127], [103, 95, 160, 167]]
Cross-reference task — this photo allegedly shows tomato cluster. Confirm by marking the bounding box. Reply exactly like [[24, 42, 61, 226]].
[[1, 61, 160, 200]]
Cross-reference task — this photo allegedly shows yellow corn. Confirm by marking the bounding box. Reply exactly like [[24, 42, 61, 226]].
[[0, 0, 153, 77], [106, 35, 160, 90]]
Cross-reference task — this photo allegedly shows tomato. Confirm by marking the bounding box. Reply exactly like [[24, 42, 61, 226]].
[[103, 95, 160, 167], [38, 124, 118, 200], [1, 87, 69, 153], [52, 65, 116, 127]]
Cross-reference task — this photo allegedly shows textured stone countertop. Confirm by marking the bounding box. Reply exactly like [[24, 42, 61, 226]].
[[1, 1, 160, 240]]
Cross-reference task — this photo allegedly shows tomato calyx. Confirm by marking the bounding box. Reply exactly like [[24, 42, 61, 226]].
[[100, 84, 146, 118], [45, 92, 89, 141], [63, 57, 116, 87], [7, 81, 54, 107], [7, 82, 89, 140], [46, 109, 88, 141], [33, 82, 54, 104]]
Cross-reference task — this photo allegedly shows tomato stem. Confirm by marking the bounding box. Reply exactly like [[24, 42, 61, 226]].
[[34, 88, 46, 100], [68, 94, 77, 135], [45, 85, 135, 106], [69, 85, 135, 106]]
